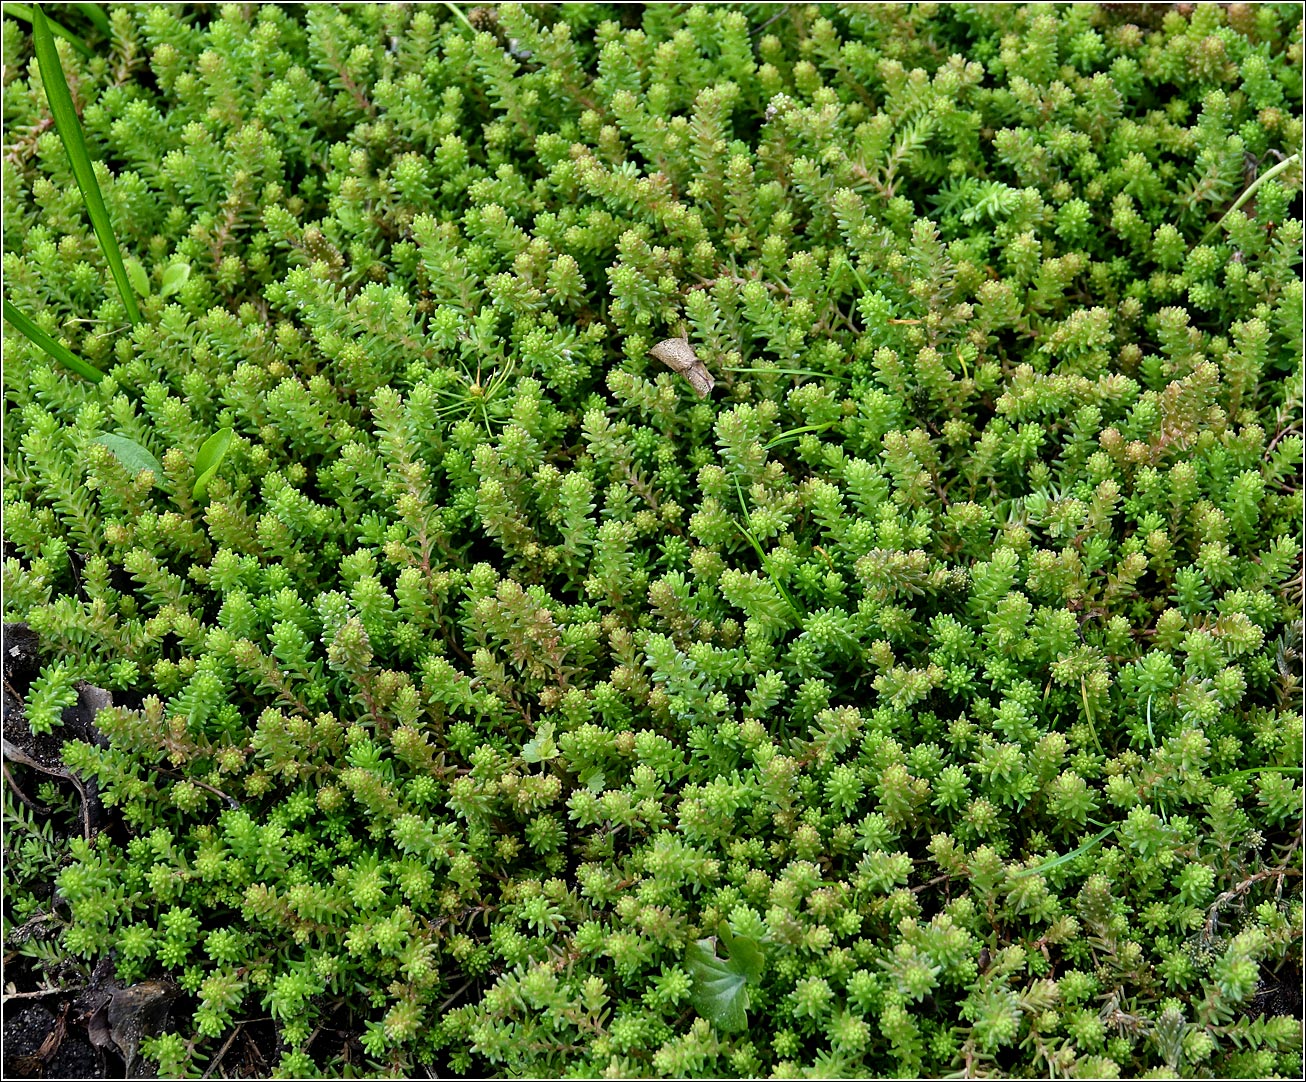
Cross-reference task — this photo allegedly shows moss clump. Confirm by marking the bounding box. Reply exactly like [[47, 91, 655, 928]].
[[3, 4, 1302, 1078]]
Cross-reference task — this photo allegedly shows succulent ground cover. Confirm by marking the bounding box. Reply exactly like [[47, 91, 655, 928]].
[[2, 3, 1304, 1078]]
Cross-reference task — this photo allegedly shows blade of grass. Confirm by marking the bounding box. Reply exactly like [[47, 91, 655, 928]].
[[441, 2, 475, 34], [722, 367, 851, 382], [31, 4, 141, 325], [1080, 676, 1105, 756], [1200, 152, 1301, 245], [2, 3, 91, 55], [846, 259, 869, 294], [73, 2, 109, 36], [3, 299, 103, 382], [1009, 823, 1119, 880], [1208, 766, 1303, 786], [733, 476, 802, 622], [765, 421, 839, 450]]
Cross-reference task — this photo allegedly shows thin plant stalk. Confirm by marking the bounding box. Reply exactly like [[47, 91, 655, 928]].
[[766, 422, 839, 450], [733, 476, 802, 621], [723, 367, 851, 382]]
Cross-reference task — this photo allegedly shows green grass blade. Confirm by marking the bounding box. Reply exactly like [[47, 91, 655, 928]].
[[765, 422, 839, 450], [845, 258, 869, 294], [3, 3, 91, 55], [723, 367, 851, 382], [1208, 766, 1304, 786], [3, 298, 103, 382], [74, 2, 109, 36], [1200, 152, 1301, 245], [733, 476, 803, 622], [1009, 823, 1119, 880], [31, 4, 141, 325], [1080, 676, 1105, 756], [441, 2, 475, 34]]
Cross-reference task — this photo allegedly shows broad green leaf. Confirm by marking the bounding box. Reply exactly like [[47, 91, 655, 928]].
[[3, 3, 91, 55], [686, 935, 765, 1033], [193, 427, 233, 500], [722, 931, 764, 985], [3, 299, 102, 382], [93, 434, 163, 482], [31, 4, 141, 324], [159, 262, 190, 298], [124, 257, 150, 297], [522, 721, 559, 763]]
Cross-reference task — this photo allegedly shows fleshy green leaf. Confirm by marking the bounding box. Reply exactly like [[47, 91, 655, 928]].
[[522, 721, 559, 763], [685, 934, 765, 1032], [124, 257, 150, 297], [159, 262, 190, 298], [193, 427, 233, 500], [93, 434, 163, 482], [31, 3, 141, 324]]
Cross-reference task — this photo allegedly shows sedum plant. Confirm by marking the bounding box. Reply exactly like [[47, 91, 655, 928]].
[[2, 3, 1303, 1078]]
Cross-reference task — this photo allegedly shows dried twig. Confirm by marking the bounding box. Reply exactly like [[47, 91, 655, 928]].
[[1204, 865, 1304, 938], [1, 986, 86, 1003], [2, 737, 92, 839], [750, 4, 791, 36], [3, 760, 43, 811], [155, 767, 241, 810], [201, 1022, 244, 1079]]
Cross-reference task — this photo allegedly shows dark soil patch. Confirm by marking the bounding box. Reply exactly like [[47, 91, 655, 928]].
[[1249, 953, 1304, 1021], [3, 1004, 102, 1080], [4, 625, 140, 1078], [3, 623, 115, 841], [3, 623, 43, 695]]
